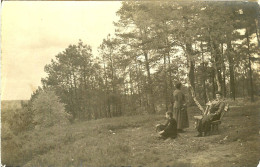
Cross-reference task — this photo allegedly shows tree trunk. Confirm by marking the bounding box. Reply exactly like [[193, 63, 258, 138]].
[[242, 70, 245, 98], [255, 19, 260, 47], [212, 69, 216, 99], [213, 42, 222, 92], [221, 43, 226, 97], [164, 54, 168, 112], [246, 28, 255, 102], [109, 52, 115, 94], [208, 34, 222, 92], [72, 70, 80, 118], [167, 54, 174, 113], [103, 59, 111, 118], [129, 68, 134, 96], [185, 44, 204, 114], [135, 58, 142, 108], [200, 41, 207, 104], [186, 43, 196, 92], [144, 51, 156, 114], [68, 75, 75, 118], [82, 64, 88, 118], [187, 59, 204, 114], [226, 37, 236, 100]]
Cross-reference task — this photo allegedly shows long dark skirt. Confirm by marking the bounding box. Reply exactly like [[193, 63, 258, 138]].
[[174, 107, 189, 129]]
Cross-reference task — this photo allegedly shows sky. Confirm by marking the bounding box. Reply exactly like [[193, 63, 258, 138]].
[[1, 1, 122, 100]]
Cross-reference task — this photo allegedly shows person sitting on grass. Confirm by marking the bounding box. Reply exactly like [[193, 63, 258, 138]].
[[196, 91, 225, 137], [156, 111, 177, 139]]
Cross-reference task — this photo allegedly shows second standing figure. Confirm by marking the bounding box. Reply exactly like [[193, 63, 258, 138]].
[[173, 82, 189, 132]]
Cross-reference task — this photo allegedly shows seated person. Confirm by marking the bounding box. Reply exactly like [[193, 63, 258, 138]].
[[156, 111, 177, 139], [196, 91, 225, 137]]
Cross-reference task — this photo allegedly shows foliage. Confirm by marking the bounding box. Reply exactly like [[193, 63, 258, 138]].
[[1, 101, 33, 135], [32, 90, 71, 128], [39, 2, 260, 120], [1, 122, 14, 140], [41, 40, 107, 119]]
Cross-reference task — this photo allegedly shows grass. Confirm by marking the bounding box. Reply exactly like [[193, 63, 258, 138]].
[[1, 99, 260, 167]]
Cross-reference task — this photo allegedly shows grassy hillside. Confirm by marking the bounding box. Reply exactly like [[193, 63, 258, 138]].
[[1, 100, 260, 167]]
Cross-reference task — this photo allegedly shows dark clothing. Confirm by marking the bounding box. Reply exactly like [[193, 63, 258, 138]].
[[208, 100, 225, 115], [197, 100, 225, 134], [158, 118, 177, 139], [197, 114, 221, 134], [173, 89, 185, 108], [173, 89, 189, 129]]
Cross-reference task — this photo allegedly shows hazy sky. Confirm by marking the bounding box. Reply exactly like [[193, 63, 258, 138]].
[[1, 1, 122, 100]]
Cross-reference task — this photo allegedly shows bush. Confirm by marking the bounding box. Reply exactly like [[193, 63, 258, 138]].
[[10, 108, 34, 134], [1, 104, 33, 135], [1, 122, 14, 140], [32, 90, 71, 128]]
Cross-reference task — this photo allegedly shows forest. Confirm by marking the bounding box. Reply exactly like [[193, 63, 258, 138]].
[[25, 1, 260, 121]]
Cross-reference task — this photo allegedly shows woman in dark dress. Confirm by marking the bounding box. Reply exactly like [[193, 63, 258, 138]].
[[173, 82, 189, 132], [156, 111, 177, 139]]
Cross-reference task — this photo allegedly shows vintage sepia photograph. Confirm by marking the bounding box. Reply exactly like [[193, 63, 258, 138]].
[[1, 1, 260, 166]]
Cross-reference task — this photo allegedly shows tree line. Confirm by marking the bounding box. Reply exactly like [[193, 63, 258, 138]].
[[28, 1, 260, 120]]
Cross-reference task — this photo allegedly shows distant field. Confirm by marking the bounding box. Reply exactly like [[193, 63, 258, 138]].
[[1, 100, 260, 167]]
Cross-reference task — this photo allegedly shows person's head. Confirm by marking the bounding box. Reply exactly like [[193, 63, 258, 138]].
[[215, 91, 222, 100], [165, 111, 173, 119], [175, 82, 182, 90]]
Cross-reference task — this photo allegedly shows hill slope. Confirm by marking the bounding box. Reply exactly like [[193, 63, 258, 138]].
[[2, 103, 260, 167]]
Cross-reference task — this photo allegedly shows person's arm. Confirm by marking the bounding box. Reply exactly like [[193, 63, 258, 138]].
[[183, 93, 187, 106], [159, 130, 165, 135], [215, 102, 225, 115], [163, 119, 169, 127], [159, 120, 169, 134]]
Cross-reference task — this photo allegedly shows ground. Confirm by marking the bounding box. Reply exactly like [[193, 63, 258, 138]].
[[2, 99, 260, 167]]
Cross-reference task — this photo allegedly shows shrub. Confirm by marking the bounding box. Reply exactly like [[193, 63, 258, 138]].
[[1, 122, 14, 140], [32, 90, 71, 128], [1, 103, 33, 135], [10, 108, 34, 134]]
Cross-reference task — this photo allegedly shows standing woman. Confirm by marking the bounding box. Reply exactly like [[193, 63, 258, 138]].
[[173, 82, 189, 132]]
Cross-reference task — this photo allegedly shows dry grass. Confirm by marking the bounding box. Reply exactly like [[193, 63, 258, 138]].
[[1, 99, 260, 167]]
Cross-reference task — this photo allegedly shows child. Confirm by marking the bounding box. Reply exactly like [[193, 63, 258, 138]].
[[156, 111, 177, 139]]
